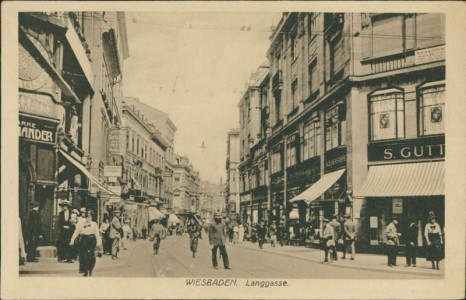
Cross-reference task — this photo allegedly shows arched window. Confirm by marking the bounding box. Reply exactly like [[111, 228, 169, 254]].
[[369, 88, 405, 141]]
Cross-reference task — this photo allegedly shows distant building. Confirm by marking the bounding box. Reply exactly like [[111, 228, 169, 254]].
[[225, 129, 240, 222], [172, 155, 199, 214]]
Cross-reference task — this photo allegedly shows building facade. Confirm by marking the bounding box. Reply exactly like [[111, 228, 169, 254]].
[[18, 12, 129, 247], [122, 97, 177, 210], [238, 65, 270, 225], [172, 155, 199, 214], [225, 129, 240, 221], [238, 12, 445, 252]]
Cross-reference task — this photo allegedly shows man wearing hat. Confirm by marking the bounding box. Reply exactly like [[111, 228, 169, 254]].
[[404, 216, 419, 267], [385, 216, 402, 267], [208, 213, 230, 269], [329, 214, 341, 261], [109, 209, 123, 260], [26, 202, 43, 262], [321, 218, 335, 264], [57, 199, 74, 263], [342, 213, 356, 260]]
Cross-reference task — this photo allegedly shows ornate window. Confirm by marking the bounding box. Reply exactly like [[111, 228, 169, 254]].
[[369, 89, 405, 141], [419, 81, 445, 136]]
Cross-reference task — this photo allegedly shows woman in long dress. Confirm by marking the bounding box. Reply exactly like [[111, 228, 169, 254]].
[[70, 210, 102, 277], [237, 224, 244, 243], [424, 213, 443, 270]]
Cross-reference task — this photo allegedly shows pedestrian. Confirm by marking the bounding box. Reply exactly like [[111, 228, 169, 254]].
[[122, 221, 131, 250], [148, 219, 167, 255], [187, 217, 202, 258], [26, 202, 43, 263], [251, 223, 257, 244], [99, 217, 111, 255], [329, 214, 341, 261], [405, 216, 419, 267], [424, 212, 443, 270], [321, 218, 335, 264], [257, 221, 267, 249], [238, 224, 244, 243], [385, 216, 401, 267], [208, 213, 230, 270], [109, 210, 123, 260], [78, 207, 87, 223], [19, 217, 26, 266], [57, 199, 75, 263], [228, 226, 234, 243], [141, 224, 147, 240], [69, 210, 102, 277], [293, 220, 300, 241], [233, 224, 239, 244], [269, 221, 277, 247], [132, 226, 138, 241], [277, 220, 286, 247], [341, 213, 356, 260]]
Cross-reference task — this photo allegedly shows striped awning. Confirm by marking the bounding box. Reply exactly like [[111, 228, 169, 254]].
[[356, 161, 444, 197], [290, 169, 346, 204], [59, 149, 115, 195]]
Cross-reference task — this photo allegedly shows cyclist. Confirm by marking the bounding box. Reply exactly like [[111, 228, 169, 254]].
[[187, 217, 202, 258], [148, 219, 167, 255]]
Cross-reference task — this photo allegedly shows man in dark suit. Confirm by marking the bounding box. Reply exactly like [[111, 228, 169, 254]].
[[208, 213, 230, 270], [57, 199, 74, 263], [405, 216, 419, 267], [329, 214, 341, 261], [26, 202, 43, 262]]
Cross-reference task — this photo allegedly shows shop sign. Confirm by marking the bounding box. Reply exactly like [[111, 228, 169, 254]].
[[368, 136, 445, 161], [108, 129, 126, 156], [109, 197, 121, 203], [415, 45, 445, 65], [104, 165, 122, 177], [392, 198, 403, 214], [324, 147, 347, 173], [370, 216, 378, 228], [19, 93, 57, 119], [287, 156, 320, 184], [19, 114, 57, 143]]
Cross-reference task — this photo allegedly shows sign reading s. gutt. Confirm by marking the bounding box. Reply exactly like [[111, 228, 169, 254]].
[[19, 114, 57, 143], [368, 136, 445, 161]]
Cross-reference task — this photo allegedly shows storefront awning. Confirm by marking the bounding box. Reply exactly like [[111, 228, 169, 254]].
[[356, 161, 444, 197], [59, 149, 115, 195], [290, 169, 346, 204], [149, 207, 165, 221], [168, 213, 181, 224]]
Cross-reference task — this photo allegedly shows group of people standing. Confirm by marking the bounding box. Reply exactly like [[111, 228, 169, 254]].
[[226, 223, 245, 244], [385, 212, 444, 270], [250, 220, 290, 248], [321, 214, 356, 264]]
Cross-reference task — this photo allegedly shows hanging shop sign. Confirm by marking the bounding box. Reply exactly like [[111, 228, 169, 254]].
[[19, 114, 57, 144], [368, 136, 445, 162], [104, 165, 122, 177], [108, 129, 126, 156]]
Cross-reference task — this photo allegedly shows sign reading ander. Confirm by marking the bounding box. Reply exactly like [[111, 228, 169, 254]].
[[19, 114, 57, 144]]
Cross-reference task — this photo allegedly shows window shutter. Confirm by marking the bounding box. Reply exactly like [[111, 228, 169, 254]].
[[416, 13, 445, 50], [372, 15, 403, 57]]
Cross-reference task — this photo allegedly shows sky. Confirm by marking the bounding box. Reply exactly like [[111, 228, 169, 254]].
[[123, 12, 281, 184]]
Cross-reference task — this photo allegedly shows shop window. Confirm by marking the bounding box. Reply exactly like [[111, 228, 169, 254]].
[[36, 148, 54, 180], [303, 119, 321, 160], [286, 133, 300, 167], [369, 89, 405, 141], [418, 82, 445, 136], [325, 104, 346, 151]]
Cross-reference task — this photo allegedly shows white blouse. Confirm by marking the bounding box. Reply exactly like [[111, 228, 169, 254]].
[[70, 220, 102, 247]]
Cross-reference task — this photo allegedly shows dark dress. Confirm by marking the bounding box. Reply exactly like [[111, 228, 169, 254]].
[[426, 232, 444, 261]]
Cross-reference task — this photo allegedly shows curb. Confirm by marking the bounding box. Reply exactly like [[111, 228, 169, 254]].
[[229, 243, 444, 278]]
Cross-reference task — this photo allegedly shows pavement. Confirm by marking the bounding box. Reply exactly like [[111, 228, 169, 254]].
[[228, 240, 444, 277], [19, 236, 444, 278], [19, 239, 141, 275]]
